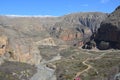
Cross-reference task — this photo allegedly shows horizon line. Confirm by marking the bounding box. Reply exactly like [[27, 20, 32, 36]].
[[0, 12, 108, 17], [0, 15, 58, 18]]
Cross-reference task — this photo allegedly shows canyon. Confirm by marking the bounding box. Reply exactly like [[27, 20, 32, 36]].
[[0, 5, 120, 80]]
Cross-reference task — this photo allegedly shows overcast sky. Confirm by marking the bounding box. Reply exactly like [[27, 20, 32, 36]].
[[0, 0, 119, 16]]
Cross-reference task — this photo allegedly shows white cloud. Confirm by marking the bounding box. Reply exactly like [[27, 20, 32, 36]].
[[4, 15, 58, 18], [101, 0, 110, 3]]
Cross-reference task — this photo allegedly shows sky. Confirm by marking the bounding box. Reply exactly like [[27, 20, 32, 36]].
[[0, 0, 119, 16]]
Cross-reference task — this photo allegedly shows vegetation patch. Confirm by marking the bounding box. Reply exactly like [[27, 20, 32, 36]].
[[0, 61, 37, 80]]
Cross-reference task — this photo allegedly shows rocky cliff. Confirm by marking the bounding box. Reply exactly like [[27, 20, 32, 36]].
[[50, 12, 107, 46], [0, 12, 107, 64], [94, 5, 120, 50]]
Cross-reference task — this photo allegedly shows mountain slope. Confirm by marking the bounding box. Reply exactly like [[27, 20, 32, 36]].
[[94, 5, 120, 49], [50, 12, 107, 44], [0, 12, 107, 64]]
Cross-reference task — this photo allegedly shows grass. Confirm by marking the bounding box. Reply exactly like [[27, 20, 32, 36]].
[[83, 51, 120, 80], [53, 48, 120, 80], [0, 61, 37, 80], [54, 60, 87, 80]]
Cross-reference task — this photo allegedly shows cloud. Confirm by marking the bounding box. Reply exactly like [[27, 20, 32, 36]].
[[80, 4, 88, 7], [101, 0, 110, 3], [4, 15, 58, 18]]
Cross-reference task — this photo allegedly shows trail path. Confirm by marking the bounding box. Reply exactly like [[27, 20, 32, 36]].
[[74, 51, 110, 79], [75, 58, 92, 78]]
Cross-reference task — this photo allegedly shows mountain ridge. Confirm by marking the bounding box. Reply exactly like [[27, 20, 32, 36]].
[[0, 6, 120, 80], [0, 12, 107, 64]]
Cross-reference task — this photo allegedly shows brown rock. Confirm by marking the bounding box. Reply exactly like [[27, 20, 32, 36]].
[[0, 35, 8, 56], [60, 29, 82, 41]]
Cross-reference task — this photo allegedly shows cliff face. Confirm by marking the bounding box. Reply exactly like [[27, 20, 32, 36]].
[[50, 12, 107, 45], [63, 12, 107, 33], [0, 12, 107, 64], [94, 6, 120, 49]]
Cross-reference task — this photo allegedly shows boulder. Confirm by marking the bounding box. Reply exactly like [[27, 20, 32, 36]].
[[82, 40, 96, 49], [98, 41, 110, 50]]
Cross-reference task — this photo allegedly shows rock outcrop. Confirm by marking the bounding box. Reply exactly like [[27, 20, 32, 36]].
[[35, 37, 56, 46], [94, 5, 120, 49], [50, 12, 107, 46], [0, 35, 8, 56]]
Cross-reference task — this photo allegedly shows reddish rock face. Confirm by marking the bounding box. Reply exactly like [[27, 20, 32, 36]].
[[60, 30, 82, 41], [0, 35, 42, 64], [78, 41, 84, 46]]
